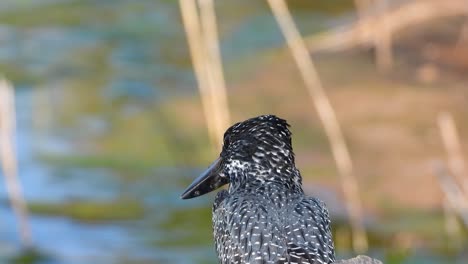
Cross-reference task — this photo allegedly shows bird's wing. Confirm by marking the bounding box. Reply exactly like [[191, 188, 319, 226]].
[[282, 197, 335, 264], [213, 193, 291, 263], [212, 190, 232, 262], [213, 194, 334, 264], [213, 190, 244, 263]]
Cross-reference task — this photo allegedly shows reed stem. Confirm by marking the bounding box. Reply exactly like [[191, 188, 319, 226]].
[[0, 78, 33, 248], [180, 0, 230, 151]]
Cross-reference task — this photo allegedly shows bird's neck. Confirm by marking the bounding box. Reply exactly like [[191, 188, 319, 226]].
[[228, 164, 303, 195]]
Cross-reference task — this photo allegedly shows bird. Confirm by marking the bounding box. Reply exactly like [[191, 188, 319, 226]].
[[181, 115, 335, 264]]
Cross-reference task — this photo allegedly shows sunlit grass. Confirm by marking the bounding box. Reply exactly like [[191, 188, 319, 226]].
[[155, 206, 213, 248], [28, 199, 145, 222]]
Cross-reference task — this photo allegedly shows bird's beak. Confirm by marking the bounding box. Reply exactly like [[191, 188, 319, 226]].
[[181, 157, 228, 199]]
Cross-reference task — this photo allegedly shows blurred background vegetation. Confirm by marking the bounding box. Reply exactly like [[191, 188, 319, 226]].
[[0, 0, 467, 263]]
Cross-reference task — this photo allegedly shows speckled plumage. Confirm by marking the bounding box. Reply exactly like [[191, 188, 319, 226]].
[[183, 115, 335, 264]]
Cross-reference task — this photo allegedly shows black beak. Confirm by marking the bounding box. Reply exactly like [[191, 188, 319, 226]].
[[181, 157, 228, 199]]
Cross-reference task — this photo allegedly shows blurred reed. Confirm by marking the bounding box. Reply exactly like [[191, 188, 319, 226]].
[[306, 0, 467, 54], [0, 78, 32, 248], [353, 0, 372, 43], [443, 197, 462, 247], [198, 0, 231, 144], [354, 0, 371, 18], [438, 112, 468, 196], [179, 0, 218, 149], [266, 0, 368, 253], [456, 19, 468, 48], [436, 112, 468, 242], [179, 0, 230, 151], [433, 164, 468, 227], [374, 0, 393, 72], [353, 0, 394, 71]]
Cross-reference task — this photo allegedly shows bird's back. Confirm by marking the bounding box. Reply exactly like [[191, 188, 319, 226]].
[[213, 185, 335, 264]]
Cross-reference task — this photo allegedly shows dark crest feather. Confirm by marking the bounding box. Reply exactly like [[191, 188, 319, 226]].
[[222, 114, 292, 154]]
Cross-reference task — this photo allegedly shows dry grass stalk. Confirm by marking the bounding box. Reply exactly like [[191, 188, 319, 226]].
[[179, 0, 218, 149], [354, 0, 372, 17], [373, 0, 393, 72], [437, 112, 468, 196], [179, 0, 230, 151], [266, 0, 368, 253], [456, 3, 468, 47], [353, 0, 373, 40], [0, 78, 33, 247], [433, 164, 468, 227], [306, 0, 468, 53], [198, 0, 231, 149], [456, 19, 468, 48], [443, 197, 462, 245]]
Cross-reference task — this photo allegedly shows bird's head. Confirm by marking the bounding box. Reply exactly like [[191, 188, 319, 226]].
[[181, 115, 300, 199]]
